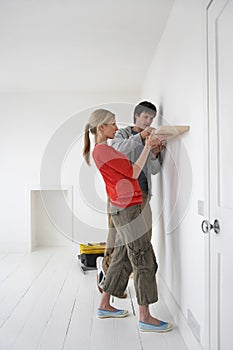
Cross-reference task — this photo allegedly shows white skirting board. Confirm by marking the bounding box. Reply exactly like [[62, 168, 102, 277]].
[[0, 241, 30, 253], [158, 273, 203, 350]]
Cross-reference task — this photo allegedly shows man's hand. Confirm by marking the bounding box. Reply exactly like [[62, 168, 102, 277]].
[[151, 141, 167, 158], [140, 126, 156, 139], [149, 137, 161, 149], [143, 128, 167, 158]]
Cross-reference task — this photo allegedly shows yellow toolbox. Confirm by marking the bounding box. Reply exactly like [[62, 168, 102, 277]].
[[79, 242, 106, 270]]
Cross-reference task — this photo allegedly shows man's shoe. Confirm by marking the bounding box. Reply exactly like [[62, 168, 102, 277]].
[[138, 320, 173, 333], [97, 308, 129, 319], [96, 256, 106, 293]]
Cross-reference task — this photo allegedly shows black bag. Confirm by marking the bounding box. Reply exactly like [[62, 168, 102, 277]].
[[79, 242, 106, 268]]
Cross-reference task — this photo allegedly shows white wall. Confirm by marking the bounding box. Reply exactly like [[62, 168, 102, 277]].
[[141, 0, 206, 349], [0, 1, 208, 347], [0, 92, 139, 252]]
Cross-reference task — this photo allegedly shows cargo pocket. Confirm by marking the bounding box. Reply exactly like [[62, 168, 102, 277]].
[[128, 240, 150, 267], [109, 204, 121, 227]]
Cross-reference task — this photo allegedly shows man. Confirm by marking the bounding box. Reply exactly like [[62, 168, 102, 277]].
[[97, 101, 165, 295]]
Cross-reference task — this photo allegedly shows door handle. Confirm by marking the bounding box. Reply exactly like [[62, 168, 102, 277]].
[[201, 219, 220, 234]]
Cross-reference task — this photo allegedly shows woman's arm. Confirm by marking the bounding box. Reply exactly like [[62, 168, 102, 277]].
[[132, 131, 157, 179]]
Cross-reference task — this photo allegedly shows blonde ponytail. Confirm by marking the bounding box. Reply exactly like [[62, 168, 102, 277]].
[[83, 123, 91, 165], [83, 109, 115, 165]]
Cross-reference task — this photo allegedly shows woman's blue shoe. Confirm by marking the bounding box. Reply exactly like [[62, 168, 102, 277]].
[[138, 320, 173, 332], [97, 308, 129, 318]]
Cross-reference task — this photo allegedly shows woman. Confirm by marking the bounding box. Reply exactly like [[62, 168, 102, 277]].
[[83, 109, 173, 332]]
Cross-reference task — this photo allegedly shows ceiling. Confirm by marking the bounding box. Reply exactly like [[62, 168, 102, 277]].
[[0, 0, 174, 93]]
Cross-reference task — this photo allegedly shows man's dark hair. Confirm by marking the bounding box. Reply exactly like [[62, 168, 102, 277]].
[[133, 101, 157, 123]]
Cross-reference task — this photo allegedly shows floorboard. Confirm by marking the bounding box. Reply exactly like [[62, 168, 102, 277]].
[[0, 248, 188, 350]]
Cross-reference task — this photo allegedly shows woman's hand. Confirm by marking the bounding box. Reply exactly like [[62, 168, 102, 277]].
[[140, 126, 156, 139]]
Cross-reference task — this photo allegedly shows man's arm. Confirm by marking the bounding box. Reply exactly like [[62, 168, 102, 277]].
[[150, 154, 161, 175], [150, 141, 166, 174], [111, 128, 143, 154], [111, 127, 163, 174], [111, 126, 157, 154]]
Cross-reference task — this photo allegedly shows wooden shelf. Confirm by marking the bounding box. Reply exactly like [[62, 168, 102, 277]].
[[155, 125, 190, 141]]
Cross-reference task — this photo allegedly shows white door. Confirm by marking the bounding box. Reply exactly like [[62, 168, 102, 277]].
[[207, 1, 233, 349]]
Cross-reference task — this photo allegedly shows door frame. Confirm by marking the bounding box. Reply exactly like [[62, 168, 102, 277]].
[[204, 1, 216, 349]]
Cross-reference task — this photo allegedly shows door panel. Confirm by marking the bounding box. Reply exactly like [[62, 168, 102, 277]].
[[216, 0, 233, 209], [208, 0, 233, 349]]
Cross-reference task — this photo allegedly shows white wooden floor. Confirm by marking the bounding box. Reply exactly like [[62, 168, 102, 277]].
[[0, 247, 188, 350]]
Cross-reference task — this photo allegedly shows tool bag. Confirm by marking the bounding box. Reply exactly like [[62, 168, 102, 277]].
[[79, 242, 106, 268]]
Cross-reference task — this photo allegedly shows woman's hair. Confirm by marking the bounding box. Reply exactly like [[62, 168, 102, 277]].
[[83, 109, 115, 165]]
